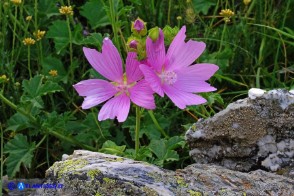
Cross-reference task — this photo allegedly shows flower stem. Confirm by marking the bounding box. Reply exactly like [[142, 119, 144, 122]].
[[11, 6, 18, 64], [28, 45, 32, 78], [67, 16, 73, 80], [167, 0, 172, 25], [0, 123, 4, 194], [108, 0, 120, 51], [148, 110, 169, 138], [0, 92, 96, 151], [135, 105, 141, 158]]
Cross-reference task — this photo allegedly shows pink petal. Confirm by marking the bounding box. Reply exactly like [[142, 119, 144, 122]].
[[98, 93, 130, 122], [73, 79, 117, 109], [126, 52, 143, 83], [101, 38, 123, 82], [139, 64, 164, 97], [163, 84, 207, 109], [165, 26, 206, 71], [83, 39, 123, 82], [173, 63, 218, 92], [146, 30, 166, 72], [73, 79, 116, 96], [129, 80, 156, 110]]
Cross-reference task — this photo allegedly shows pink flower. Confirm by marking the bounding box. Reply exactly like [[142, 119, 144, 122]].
[[73, 38, 155, 122], [140, 26, 218, 109], [133, 18, 145, 31]]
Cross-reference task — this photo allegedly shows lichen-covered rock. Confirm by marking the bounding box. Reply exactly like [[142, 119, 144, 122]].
[[32, 150, 294, 195], [186, 89, 294, 175]]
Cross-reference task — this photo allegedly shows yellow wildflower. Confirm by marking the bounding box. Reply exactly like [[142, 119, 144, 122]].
[[33, 30, 46, 41], [243, 0, 251, 6], [49, 70, 58, 77], [26, 16, 32, 21], [219, 9, 235, 23], [11, 0, 22, 5], [176, 16, 182, 20], [59, 6, 73, 16], [0, 75, 9, 83], [23, 38, 35, 45]]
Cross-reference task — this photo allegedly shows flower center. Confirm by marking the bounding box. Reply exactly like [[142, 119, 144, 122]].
[[160, 71, 177, 85], [112, 74, 136, 96]]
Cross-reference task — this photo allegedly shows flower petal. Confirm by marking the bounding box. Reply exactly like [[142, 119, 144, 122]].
[[73, 79, 117, 109], [98, 93, 130, 122], [139, 64, 164, 97], [73, 79, 116, 96], [166, 26, 206, 71], [173, 63, 218, 92], [163, 85, 207, 109], [83, 39, 123, 82], [126, 52, 143, 83], [129, 80, 156, 109], [101, 38, 123, 82], [146, 29, 166, 72]]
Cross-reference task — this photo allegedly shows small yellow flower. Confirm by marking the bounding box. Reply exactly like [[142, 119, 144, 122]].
[[0, 75, 9, 83], [23, 38, 35, 45], [219, 9, 235, 18], [11, 0, 22, 5], [49, 70, 58, 77], [243, 0, 251, 6], [176, 16, 182, 20], [26, 16, 32, 21], [33, 30, 46, 41], [59, 6, 73, 16], [220, 9, 235, 23]]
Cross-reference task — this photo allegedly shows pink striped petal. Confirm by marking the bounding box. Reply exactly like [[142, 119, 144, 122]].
[[165, 27, 206, 71], [129, 80, 156, 109], [163, 85, 207, 109], [83, 39, 123, 82], [98, 93, 130, 122], [139, 64, 164, 97], [73, 79, 116, 96], [126, 52, 143, 83], [146, 30, 166, 72], [101, 38, 123, 82], [173, 63, 218, 92]]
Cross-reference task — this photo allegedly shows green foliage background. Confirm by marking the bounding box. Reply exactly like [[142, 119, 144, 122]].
[[0, 0, 293, 179]]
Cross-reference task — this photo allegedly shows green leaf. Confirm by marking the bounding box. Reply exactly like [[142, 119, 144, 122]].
[[4, 134, 36, 177], [46, 20, 69, 54], [22, 75, 63, 98], [100, 140, 126, 156], [38, 0, 59, 19], [192, 0, 216, 15], [80, 33, 103, 49], [166, 136, 186, 150], [6, 113, 31, 132], [42, 56, 68, 83], [80, 0, 110, 29]]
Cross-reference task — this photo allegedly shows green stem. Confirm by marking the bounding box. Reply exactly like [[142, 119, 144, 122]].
[[0, 123, 3, 195], [11, 6, 18, 64], [135, 105, 141, 158], [0, 93, 96, 151], [66, 16, 73, 80], [218, 23, 227, 53], [167, 0, 172, 25], [108, 0, 120, 50], [148, 110, 169, 138], [28, 45, 32, 78]]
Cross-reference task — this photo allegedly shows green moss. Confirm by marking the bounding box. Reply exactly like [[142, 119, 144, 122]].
[[187, 190, 202, 196], [51, 159, 88, 179], [103, 177, 116, 184], [87, 169, 101, 180], [95, 192, 102, 196], [176, 176, 188, 187]]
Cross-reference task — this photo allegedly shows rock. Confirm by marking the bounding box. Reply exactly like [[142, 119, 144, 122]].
[[32, 150, 294, 196], [186, 89, 294, 175]]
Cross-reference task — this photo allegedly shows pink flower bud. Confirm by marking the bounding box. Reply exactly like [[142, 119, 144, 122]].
[[129, 40, 138, 49], [134, 19, 145, 31]]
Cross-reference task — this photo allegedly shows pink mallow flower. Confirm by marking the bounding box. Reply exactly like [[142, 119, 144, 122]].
[[139, 26, 219, 109], [73, 38, 155, 122]]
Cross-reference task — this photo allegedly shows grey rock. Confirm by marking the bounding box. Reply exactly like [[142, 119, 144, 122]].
[[32, 150, 294, 196], [186, 89, 294, 175]]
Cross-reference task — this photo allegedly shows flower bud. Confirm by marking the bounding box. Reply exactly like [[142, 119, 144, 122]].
[[129, 40, 138, 49], [131, 18, 147, 36], [148, 27, 159, 42], [163, 25, 179, 45]]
